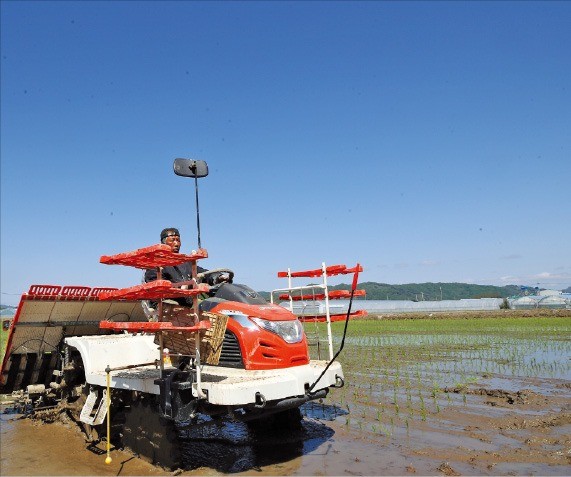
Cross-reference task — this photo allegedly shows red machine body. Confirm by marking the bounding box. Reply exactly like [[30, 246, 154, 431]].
[[209, 301, 310, 370]]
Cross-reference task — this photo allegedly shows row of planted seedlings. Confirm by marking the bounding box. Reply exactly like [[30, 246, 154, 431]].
[[303, 316, 571, 438]]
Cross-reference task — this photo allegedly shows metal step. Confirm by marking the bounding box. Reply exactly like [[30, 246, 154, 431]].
[[79, 388, 108, 425]]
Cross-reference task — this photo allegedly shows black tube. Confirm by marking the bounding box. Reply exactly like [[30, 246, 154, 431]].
[[307, 288, 355, 392], [240, 389, 328, 420], [270, 389, 327, 410]]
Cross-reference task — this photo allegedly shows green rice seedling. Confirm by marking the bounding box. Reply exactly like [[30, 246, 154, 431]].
[[330, 314, 570, 438], [393, 388, 400, 415], [418, 391, 427, 420], [406, 388, 413, 411]]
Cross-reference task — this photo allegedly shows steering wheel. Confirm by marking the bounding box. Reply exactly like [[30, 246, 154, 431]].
[[197, 268, 235, 287]]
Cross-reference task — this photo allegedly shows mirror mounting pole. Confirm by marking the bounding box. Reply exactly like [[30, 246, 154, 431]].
[[194, 172, 201, 249], [173, 158, 209, 250]]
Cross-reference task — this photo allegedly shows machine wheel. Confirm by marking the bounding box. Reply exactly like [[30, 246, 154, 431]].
[[273, 407, 303, 429], [246, 406, 303, 432], [121, 394, 181, 470]]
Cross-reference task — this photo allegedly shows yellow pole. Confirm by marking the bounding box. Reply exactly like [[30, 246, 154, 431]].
[[105, 365, 112, 465]]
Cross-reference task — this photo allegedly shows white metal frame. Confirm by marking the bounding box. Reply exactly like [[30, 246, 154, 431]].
[[270, 262, 335, 360], [64, 334, 344, 406]]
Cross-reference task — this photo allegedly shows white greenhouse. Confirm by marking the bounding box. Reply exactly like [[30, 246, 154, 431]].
[[509, 296, 539, 309], [538, 295, 568, 309]]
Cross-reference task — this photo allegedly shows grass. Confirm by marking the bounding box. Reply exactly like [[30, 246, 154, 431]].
[[1, 325, 9, 363]]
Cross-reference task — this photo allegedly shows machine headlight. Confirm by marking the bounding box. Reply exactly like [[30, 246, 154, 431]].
[[250, 317, 304, 343]]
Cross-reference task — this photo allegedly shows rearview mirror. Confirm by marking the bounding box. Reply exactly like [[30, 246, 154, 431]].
[[173, 158, 209, 178]]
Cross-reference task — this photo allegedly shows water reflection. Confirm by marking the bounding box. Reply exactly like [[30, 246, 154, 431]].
[[175, 405, 344, 473], [301, 401, 349, 420]]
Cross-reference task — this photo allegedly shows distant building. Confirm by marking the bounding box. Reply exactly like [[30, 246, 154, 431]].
[[538, 295, 568, 309], [284, 298, 504, 315], [538, 289, 563, 297], [510, 296, 539, 309], [509, 292, 571, 310]]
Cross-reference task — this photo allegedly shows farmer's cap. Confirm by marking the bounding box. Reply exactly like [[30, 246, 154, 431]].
[[160, 228, 180, 243]]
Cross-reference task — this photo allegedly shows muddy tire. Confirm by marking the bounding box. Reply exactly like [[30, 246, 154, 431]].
[[121, 395, 181, 470], [247, 407, 303, 432], [272, 407, 303, 430]]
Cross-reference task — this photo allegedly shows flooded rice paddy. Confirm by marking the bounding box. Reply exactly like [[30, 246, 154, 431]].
[[1, 310, 570, 475]]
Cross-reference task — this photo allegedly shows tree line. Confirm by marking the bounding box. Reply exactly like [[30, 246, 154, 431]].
[[261, 282, 523, 301]]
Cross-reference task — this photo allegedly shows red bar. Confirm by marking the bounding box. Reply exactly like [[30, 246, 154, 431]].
[[100, 244, 208, 269], [279, 289, 366, 301], [98, 280, 210, 301], [28, 285, 62, 296], [344, 264, 364, 275], [277, 265, 347, 278], [99, 320, 211, 332], [61, 286, 91, 298], [90, 287, 119, 297], [298, 310, 368, 322], [350, 263, 362, 290]]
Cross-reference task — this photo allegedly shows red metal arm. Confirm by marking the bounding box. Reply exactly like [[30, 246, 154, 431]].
[[278, 289, 366, 301], [98, 280, 210, 301], [100, 244, 208, 269]]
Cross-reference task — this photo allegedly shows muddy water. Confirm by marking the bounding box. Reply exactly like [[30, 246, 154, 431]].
[[2, 383, 570, 476], [1, 412, 163, 476], [0, 407, 441, 476]]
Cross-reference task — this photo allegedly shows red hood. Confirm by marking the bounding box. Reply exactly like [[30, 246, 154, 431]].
[[211, 301, 298, 321]]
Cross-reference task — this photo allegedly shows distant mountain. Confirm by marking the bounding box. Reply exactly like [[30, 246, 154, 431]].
[[2, 282, 528, 310], [0, 305, 17, 317], [563, 286, 571, 293], [260, 282, 522, 301], [332, 282, 521, 301]]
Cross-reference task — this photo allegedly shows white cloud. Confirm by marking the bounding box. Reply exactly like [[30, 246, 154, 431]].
[[420, 259, 439, 266], [481, 272, 571, 288]]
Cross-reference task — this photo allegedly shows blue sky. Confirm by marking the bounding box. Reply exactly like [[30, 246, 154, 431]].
[[1, 1, 570, 306]]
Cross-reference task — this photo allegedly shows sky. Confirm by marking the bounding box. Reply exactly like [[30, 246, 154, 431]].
[[1, 1, 570, 306]]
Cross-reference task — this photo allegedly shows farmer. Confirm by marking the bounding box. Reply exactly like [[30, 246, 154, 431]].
[[144, 227, 231, 307], [143, 228, 232, 358]]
